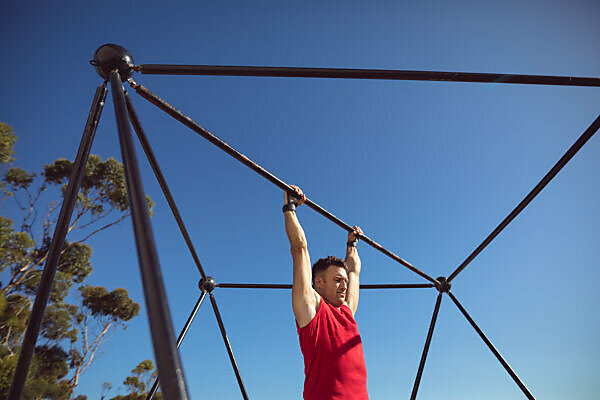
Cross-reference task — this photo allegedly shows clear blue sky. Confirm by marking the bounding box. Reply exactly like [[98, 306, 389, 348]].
[[2, 1, 599, 399]]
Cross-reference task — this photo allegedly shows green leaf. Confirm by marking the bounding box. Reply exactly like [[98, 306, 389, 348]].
[[3, 167, 36, 190], [79, 286, 140, 322], [0, 123, 17, 165], [0, 217, 34, 272]]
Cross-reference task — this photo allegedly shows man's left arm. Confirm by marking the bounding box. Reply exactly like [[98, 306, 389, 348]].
[[344, 226, 362, 316]]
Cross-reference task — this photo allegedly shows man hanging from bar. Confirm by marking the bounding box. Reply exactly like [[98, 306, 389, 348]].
[[283, 185, 369, 400]]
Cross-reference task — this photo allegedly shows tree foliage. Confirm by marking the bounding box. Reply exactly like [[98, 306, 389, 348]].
[[0, 345, 73, 400], [0, 122, 152, 398], [104, 360, 162, 400], [0, 123, 18, 196], [0, 123, 17, 165]]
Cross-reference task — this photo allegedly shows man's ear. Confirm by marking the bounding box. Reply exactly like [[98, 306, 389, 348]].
[[313, 275, 324, 289]]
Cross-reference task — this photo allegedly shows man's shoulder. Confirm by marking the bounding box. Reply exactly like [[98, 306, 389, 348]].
[[294, 290, 321, 329]]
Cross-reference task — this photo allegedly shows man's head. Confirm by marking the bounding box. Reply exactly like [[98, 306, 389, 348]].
[[312, 256, 348, 307]]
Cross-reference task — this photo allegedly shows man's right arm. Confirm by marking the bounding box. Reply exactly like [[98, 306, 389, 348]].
[[284, 187, 318, 328]]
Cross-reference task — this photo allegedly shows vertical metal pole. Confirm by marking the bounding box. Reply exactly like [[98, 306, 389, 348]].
[[8, 83, 107, 400], [146, 292, 207, 400], [448, 292, 535, 400], [109, 70, 190, 400], [410, 292, 443, 400], [209, 293, 250, 400]]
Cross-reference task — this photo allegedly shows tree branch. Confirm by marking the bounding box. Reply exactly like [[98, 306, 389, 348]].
[[70, 320, 113, 388], [11, 192, 27, 218], [4, 253, 47, 294], [78, 214, 129, 243], [70, 207, 114, 232], [67, 209, 87, 234]]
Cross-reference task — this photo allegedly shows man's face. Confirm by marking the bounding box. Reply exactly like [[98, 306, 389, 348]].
[[315, 266, 348, 307]]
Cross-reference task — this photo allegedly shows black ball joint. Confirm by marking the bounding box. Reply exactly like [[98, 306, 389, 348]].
[[90, 44, 134, 82], [435, 276, 451, 293], [199, 276, 216, 293]]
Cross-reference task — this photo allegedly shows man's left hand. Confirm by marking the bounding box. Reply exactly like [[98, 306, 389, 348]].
[[348, 226, 363, 242]]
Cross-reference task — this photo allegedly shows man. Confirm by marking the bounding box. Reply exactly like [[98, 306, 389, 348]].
[[283, 185, 368, 400]]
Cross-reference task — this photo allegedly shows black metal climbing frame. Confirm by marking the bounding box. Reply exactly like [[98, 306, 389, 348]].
[[130, 80, 439, 286], [9, 43, 599, 400]]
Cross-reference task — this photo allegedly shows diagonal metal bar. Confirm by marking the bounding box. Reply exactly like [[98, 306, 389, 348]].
[[110, 71, 190, 400], [209, 293, 250, 400], [124, 91, 207, 279], [216, 283, 434, 289], [9, 83, 107, 400], [448, 114, 600, 282], [448, 292, 535, 400], [138, 64, 600, 87], [410, 292, 443, 400], [130, 80, 439, 286], [146, 292, 207, 400]]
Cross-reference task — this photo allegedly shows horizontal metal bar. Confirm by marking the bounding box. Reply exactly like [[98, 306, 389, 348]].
[[138, 64, 600, 87], [448, 113, 600, 282], [216, 283, 434, 289], [360, 283, 434, 289], [131, 80, 439, 286], [217, 283, 292, 289]]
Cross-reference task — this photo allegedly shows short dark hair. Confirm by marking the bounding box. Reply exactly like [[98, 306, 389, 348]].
[[312, 256, 346, 284]]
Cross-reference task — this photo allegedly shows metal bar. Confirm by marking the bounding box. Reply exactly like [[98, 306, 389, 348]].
[[109, 71, 190, 400], [209, 293, 249, 400], [131, 80, 439, 286], [216, 283, 434, 289], [124, 91, 207, 280], [138, 64, 600, 87], [9, 83, 107, 400], [360, 283, 434, 289], [217, 283, 293, 289], [448, 292, 535, 400], [146, 292, 207, 400], [410, 292, 442, 400], [448, 114, 600, 282]]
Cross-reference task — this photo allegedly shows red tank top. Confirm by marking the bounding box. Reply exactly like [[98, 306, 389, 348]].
[[296, 297, 368, 400]]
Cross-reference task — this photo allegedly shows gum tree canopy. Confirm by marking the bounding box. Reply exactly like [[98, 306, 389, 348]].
[[0, 122, 152, 399]]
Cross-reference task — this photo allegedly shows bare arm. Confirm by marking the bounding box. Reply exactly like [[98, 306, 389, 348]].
[[284, 186, 319, 328], [344, 226, 363, 316]]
